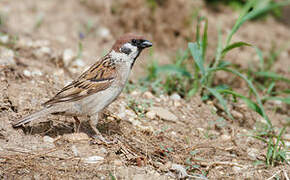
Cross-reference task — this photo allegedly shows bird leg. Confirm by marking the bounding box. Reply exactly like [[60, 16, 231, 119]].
[[89, 113, 116, 144]]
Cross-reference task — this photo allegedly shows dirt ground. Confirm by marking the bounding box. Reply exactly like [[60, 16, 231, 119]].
[[0, 0, 289, 179]]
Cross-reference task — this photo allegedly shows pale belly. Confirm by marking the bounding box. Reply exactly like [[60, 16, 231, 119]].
[[78, 85, 124, 115]]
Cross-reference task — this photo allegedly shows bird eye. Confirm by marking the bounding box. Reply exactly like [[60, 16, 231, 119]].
[[131, 39, 138, 44]]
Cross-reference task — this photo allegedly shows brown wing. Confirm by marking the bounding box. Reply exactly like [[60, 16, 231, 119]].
[[43, 55, 116, 106]]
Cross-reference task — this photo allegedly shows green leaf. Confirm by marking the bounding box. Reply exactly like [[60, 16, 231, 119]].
[[255, 71, 290, 83], [254, 47, 264, 71], [225, 0, 255, 46], [262, 96, 290, 104], [156, 64, 191, 77], [266, 140, 273, 165], [272, 127, 286, 164], [206, 87, 233, 119], [188, 81, 199, 97], [225, 0, 290, 46], [270, 89, 290, 95], [207, 67, 272, 128], [218, 89, 263, 116], [221, 41, 251, 57], [202, 18, 208, 60], [188, 42, 205, 75], [176, 49, 189, 67], [266, 82, 275, 95], [217, 60, 232, 68]]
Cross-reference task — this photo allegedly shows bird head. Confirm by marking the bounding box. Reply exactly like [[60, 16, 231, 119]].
[[111, 34, 152, 67]]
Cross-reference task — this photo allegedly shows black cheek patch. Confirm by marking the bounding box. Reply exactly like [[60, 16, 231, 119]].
[[120, 46, 132, 55]]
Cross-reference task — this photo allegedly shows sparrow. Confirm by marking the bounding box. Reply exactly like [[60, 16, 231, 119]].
[[12, 34, 152, 142]]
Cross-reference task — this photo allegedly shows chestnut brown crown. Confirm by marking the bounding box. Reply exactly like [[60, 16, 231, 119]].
[[112, 34, 152, 53]]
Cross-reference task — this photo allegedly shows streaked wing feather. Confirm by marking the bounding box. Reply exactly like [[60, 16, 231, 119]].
[[43, 55, 116, 105]]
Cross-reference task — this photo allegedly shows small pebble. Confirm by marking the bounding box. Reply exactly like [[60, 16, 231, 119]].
[[247, 148, 259, 160], [159, 161, 172, 171], [71, 145, 79, 156], [149, 107, 178, 122], [221, 134, 231, 141], [113, 160, 123, 166], [43, 136, 54, 143], [231, 110, 244, 119], [170, 93, 181, 101], [63, 133, 89, 142], [145, 111, 156, 119], [171, 163, 188, 178], [0, 35, 9, 44], [63, 49, 75, 66], [143, 91, 155, 99], [83, 156, 104, 164]]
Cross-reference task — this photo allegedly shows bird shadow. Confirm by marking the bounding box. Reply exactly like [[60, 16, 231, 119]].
[[19, 115, 122, 138]]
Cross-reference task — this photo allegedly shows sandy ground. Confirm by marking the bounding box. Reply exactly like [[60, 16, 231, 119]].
[[0, 0, 289, 179]]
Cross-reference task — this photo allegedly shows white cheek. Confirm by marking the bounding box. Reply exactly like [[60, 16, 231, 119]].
[[110, 50, 133, 65]]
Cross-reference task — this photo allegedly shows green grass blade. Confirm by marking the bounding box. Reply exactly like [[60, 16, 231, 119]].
[[272, 127, 286, 165], [218, 89, 263, 116], [221, 41, 251, 57], [206, 87, 233, 119], [156, 64, 192, 77], [208, 67, 272, 128], [202, 18, 208, 60], [255, 71, 290, 83], [243, 1, 290, 24], [188, 42, 205, 75], [270, 89, 290, 95], [254, 47, 264, 71], [262, 96, 290, 104], [176, 49, 189, 67], [214, 25, 223, 67], [266, 82, 275, 95], [266, 139, 273, 165], [226, 0, 290, 46], [225, 0, 255, 46]]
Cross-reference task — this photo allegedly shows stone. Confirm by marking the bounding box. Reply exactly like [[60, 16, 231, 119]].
[[0, 35, 9, 44], [63, 133, 89, 142], [170, 93, 181, 101], [247, 148, 259, 160], [63, 48, 75, 66], [23, 70, 32, 77], [71, 58, 85, 68], [43, 136, 54, 143], [171, 163, 188, 178], [71, 145, 79, 156], [83, 156, 104, 164], [143, 91, 155, 99], [173, 101, 181, 107], [130, 90, 140, 96], [97, 27, 111, 40], [150, 107, 178, 122], [232, 166, 242, 173], [231, 110, 243, 119], [221, 134, 231, 141], [113, 159, 123, 166], [125, 109, 137, 118], [159, 161, 172, 171], [0, 47, 15, 66], [34, 46, 51, 58], [145, 111, 156, 119]]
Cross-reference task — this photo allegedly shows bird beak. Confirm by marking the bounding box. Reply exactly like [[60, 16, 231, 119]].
[[140, 40, 153, 48]]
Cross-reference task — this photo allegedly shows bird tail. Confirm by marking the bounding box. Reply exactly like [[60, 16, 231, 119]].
[[12, 106, 54, 127]]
